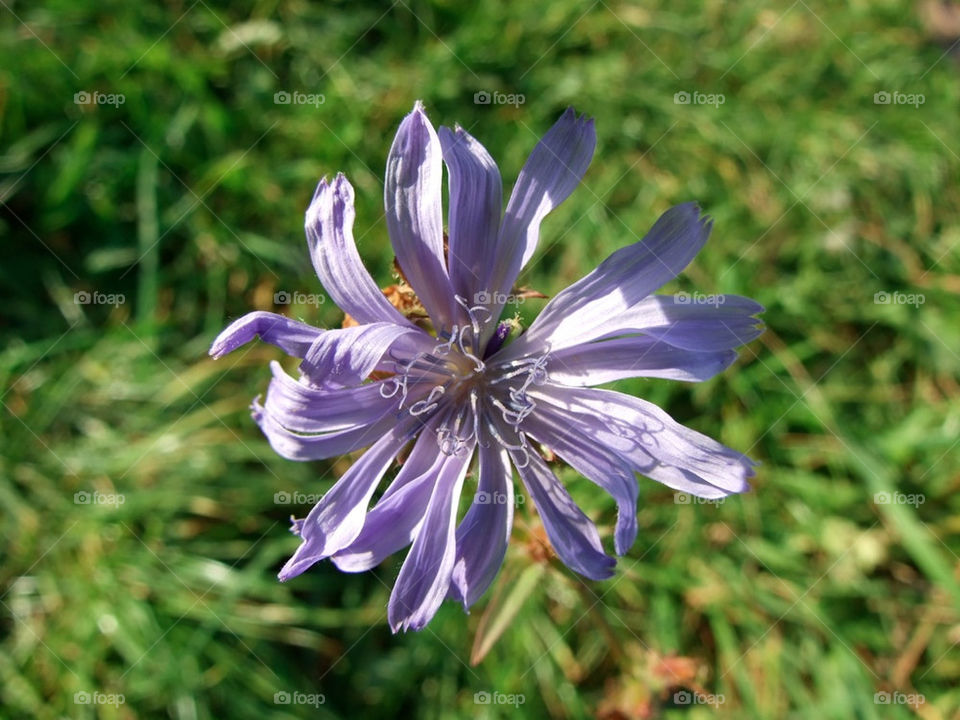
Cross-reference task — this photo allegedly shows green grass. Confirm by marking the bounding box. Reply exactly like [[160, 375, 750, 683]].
[[2, 1, 959, 717]]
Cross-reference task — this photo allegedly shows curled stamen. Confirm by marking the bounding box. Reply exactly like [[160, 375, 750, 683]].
[[409, 384, 446, 416], [484, 418, 531, 467], [435, 326, 460, 356], [454, 294, 494, 338]]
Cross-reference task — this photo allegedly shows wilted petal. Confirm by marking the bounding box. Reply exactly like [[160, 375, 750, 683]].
[[448, 443, 513, 609], [385, 101, 455, 329], [209, 311, 321, 359], [547, 336, 738, 386], [278, 417, 421, 581], [502, 203, 712, 355], [524, 414, 637, 555], [512, 446, 615, 580], [439, 125, 502, 305], [388, 440, 475, 632], [306, 174, 413, 326], [488, 108, 596, 312], [531, 385, 756, 497]]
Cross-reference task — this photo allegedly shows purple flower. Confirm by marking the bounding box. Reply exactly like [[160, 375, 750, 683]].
[[210, 102, 763, 632]]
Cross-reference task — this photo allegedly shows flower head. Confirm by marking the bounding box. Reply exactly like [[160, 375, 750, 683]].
[[210, 102, 763, 632]]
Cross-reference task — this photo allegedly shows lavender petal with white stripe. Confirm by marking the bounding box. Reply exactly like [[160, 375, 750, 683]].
[[210, 102, 764, 632]]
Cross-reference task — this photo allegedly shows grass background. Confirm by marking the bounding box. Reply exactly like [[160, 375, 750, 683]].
[[2, 0, 959, 717]]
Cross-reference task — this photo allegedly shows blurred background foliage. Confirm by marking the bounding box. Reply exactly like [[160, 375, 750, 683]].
[[2, 0, 960, 717]]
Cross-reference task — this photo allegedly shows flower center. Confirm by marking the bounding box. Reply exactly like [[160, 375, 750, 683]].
[[379, 295, 550, 462]]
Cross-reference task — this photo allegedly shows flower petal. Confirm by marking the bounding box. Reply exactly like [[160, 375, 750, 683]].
[[262, 361, 396, 433], [298, 322, 430, 388], [547, 336, 738, 386], [614, 295, 765, 352], [530, 385, 756, 497], [523, 414, 637, 555], [438, 125, 502, 305], [331, 428, 451, 573], [511, 445, 615, 580], [447, 443, 514, 610], [502, 203, 712, 355], [278, 416, 421, 581], [209, 311, 322, 359], [487, 108, 596, 310], [388, 440, 475, 632], [385, 101, 455, 329], [305, 173, 413, 326]]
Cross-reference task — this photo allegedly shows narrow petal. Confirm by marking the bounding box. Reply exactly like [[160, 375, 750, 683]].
[[438, 125, 502, 304], [530, 385, 756, 497], [331, 428, 451, 573], [305, 174, 413, 326], [448, 443, 513, 610], [209, 311, 321, 359], [511, 445, 615, 580], [547, 336, 738, 386], [614, 295, 765, 352], [262, 361, 396, 433], [502, 203, 712, 355], [523, 414, 638, 555], [298, 322, 430, 388], [384, 101, 455, 329], [388, 440, 475, 632], [278, 416, 421, 581], [487, 108, 596, 310]]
